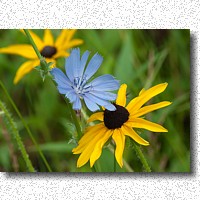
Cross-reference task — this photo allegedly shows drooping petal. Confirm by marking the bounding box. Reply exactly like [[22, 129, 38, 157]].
[[85, 74, 119, 91], [83, 53, 103, 81], [65, 48, 81, 82], [116, 84, 127, 107], [0, 45, 37, 59], [14, 60, 40, 84], [122, 125, 149, 146], [127, 83, 168, 113], [90, 129, 113, 167], [50, 68, 71, 87], [83, 95, 100, 112], [132, 101, 172, 118], [112, 129, 125, 168], [128, 118, 168, 132], [73, 123, 105, 154], [87, 112, 104, 123], [43, 30, 54, 46], [76, 128, 106, 168]]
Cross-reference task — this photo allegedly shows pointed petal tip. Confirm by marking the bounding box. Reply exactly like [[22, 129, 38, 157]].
[[118, 161, 123, 168], [90, 161, 95, 168]]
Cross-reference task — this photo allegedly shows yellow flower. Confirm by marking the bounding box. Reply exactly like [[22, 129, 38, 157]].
[[73, 83, 171, 168], [0, 30, 83, 84]]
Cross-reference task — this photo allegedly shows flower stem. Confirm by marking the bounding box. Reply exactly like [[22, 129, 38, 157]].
[[133, 142, 151, 172], [0, 101, 35, 172], [64, 99, 82, 140], [24, 29, 83, 141], [23, 29, 43, 60], [114, 145, 116, 172], [0, 80, 52, 172]]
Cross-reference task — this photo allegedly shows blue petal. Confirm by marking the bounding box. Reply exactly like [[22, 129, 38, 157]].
[[51, 68, 71, 87], [65, 90, 77, 103], [83, 95, 100, 112], [84, 93, 115, 110], [89, 91, 117, 101], [80, 50, 90, 77], [72, 97, 82, 110], [104, 103, 116, 111], [85, 74, 119, 91], [83, 53, 103, 81], [65, 48, 81, 82], [57, 86, 71, 94]]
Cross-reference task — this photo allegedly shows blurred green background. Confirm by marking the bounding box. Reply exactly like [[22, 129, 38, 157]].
[[0, 29, 190, 172]]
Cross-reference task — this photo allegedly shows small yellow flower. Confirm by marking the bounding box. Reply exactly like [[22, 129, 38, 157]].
[[73, 83, 171, 168], [0, 30, 83, 84]]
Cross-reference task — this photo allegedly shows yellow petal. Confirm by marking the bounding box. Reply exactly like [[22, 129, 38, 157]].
[[14, 60, 40, 84], [53, 50, 70, 59], [87, 112, 104, 123], [90, 130, 113, 167], [76, 127, 107, 168], [112, 129, 125, 168], [139, 88, 146, 96], [128, 118, 168, 132], [72, 123, 104, 154], [63, 29, 77, 43], [122, 125, 149, 146], [0, 45, 37, 59], [43, 30, 54, 46], [21, 30, 44, 50], [132, 101, 172, 118], [127, 83, 168, 113], [116, 84, 127, 107], [63, 39, 84, 50], [55, 30, 70, 48]]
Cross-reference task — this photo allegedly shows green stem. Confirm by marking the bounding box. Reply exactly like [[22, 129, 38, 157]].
[[23, 29, 43, 60], [24, 29, 82, 141], [0, 80, 52, 172], [64, 99, 82, 140], [114, 144, 116, 172], [133, 142, 151, 172], [0, 101, 35, 172]]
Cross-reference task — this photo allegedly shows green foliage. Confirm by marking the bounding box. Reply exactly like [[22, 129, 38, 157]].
[[0, 29, 190, 172], [0, 100, 35, 172]]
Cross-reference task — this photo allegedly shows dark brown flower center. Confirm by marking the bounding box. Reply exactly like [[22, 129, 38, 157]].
[[40, 46, 57, 58], [104, 104, 129, 129]]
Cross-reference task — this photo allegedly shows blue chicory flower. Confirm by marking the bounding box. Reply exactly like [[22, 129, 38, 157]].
[[50, 48, 119, 112]]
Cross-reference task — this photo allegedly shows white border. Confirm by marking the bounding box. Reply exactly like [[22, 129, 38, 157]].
[[0, 0, 199, 199]]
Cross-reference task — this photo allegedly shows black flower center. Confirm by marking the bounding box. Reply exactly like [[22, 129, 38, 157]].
[[104, 104, 129, 129], [40, 46, 57, 58]]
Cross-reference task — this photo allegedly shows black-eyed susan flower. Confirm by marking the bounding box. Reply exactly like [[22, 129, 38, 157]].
[[72, 83, 171, 168], [51, 48, 119, 111], [0, 30, 83, 84]]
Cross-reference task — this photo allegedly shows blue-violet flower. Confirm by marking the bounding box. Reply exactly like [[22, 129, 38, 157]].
[[50, 48, 119, 111]]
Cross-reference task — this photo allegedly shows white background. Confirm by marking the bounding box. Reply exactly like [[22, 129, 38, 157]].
[[0, 0, 199, 199]]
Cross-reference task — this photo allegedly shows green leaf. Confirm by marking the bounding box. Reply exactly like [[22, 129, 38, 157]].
[[114, 31, 135, 85], [28, 142, 76, 153]]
